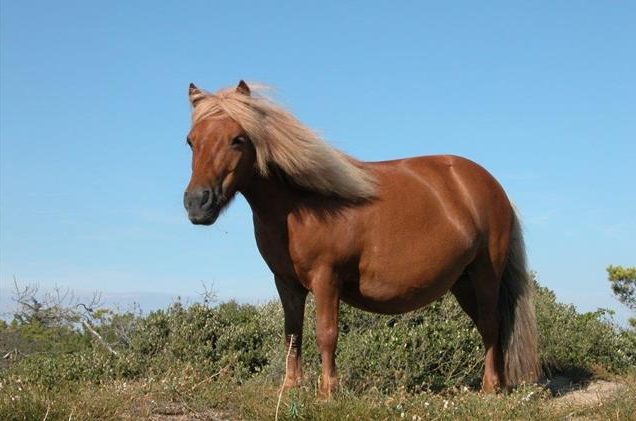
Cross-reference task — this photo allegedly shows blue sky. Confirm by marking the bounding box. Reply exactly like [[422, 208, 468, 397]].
[[1, 2, 634, 322]]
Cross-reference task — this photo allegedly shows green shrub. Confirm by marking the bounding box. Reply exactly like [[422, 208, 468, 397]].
[[9, 350, 118, 388], [0, 319, 90, 357], [257, 296, 483, 392], [536, 283, 636, 375], [120, 300, 281, 379], [2, 280, 635, 395], [336, 297, 483, 392]]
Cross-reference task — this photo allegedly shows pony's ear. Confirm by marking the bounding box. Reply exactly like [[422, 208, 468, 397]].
[[189, 83, 204, 106], [236, 80, 251, 96]]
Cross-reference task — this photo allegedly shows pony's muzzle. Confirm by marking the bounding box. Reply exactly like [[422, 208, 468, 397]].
[[184, 187, 219, 225]]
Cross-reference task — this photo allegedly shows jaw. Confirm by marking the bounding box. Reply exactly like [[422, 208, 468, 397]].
[[189, 206, 221, 225], [187, 192, 236, 226]]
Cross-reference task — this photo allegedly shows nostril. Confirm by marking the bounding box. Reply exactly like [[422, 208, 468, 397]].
[[200, 189, 211, 206], [183, 191, 190, 209]]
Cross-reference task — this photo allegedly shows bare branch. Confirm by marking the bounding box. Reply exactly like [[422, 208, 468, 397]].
[[81, 320, 118, 356], [198, 281, 217, 306]]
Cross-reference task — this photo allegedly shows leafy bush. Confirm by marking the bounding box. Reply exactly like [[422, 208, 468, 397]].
[[9, 350, 118, 388], [125, 300, 281, 379], [535, 283, 636, 375], [261, 296, 483, 392], [335, 297, 483, 392], [2, 280, 635, 395], [607, 265, 636, 329]]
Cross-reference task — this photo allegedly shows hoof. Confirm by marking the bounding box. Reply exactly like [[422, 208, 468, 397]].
[[481, 379, 501, 393], [318, 376, 339, 400], [283, 376, 302, 390]]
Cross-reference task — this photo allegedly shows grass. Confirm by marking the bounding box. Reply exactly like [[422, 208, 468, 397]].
[[1, 279, 635, 419], [2, 373, 635, 420]]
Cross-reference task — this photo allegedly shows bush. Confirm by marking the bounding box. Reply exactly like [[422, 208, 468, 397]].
[[2, 280, 635, 395], [9, 350, 118, 388], [336, 297, 483, 392], [536, 283, 636, 375], [125, 300, 281, 379]]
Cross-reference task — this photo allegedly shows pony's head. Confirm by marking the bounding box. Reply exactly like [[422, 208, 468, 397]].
[[184, 81, 256, 225], [183, 80, 377, 226]]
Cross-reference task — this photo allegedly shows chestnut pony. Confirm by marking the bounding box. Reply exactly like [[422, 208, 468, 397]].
[[183, 81, 540, 396]]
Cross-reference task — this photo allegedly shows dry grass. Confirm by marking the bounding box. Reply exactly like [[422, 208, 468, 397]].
[[2, 372, 634, 420], [2, 283, 634, 420]]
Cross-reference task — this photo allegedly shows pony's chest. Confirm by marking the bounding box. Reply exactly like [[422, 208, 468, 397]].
[[253, 213, 359, 286], [252, 219, 299, 280]]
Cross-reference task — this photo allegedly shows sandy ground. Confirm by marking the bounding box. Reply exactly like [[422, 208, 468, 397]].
[[549, 376, 625, 407]]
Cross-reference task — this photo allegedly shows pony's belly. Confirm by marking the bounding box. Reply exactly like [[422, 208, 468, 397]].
[[340, 279, 451, 314], [340, 235, 476, 314], [340, 268, 463, 315]]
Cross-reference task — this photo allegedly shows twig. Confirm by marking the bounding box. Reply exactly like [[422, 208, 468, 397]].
[[171, 385, 197, 416], [3, 349, 20, 360], [275, 334, 295, 421], [190, 369, 225, 391], [81, 320, 119, 356]]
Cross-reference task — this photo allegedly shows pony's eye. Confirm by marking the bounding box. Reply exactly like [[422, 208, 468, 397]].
[[186, 137, 193, 148], [231, 136, 246, 147]]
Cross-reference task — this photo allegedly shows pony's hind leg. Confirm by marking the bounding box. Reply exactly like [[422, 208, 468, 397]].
[[453, 253, 505, 392], [451, 273, 478, 326]]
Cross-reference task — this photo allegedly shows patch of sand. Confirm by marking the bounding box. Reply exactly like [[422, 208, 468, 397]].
[[549, 376, 625, 407]]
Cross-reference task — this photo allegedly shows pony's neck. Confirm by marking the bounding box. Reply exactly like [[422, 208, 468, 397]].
[[240, 170, 354, 224], [240, 173, 294, 223]]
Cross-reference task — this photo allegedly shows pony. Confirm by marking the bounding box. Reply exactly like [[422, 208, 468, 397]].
[[183, 80, 540, 397]]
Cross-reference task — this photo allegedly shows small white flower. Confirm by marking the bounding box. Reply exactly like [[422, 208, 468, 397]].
[[522, 391, 535, 402]]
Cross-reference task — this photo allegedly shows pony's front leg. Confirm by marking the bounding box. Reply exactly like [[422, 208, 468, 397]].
[[275, 276, 308, 389], [311, 267, 340, 399]]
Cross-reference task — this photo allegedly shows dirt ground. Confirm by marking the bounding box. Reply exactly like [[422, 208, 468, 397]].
[[549, 376, 625, 408]]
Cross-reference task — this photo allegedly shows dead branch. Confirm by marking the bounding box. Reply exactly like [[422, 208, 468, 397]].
[[81, 320, 119, 356]]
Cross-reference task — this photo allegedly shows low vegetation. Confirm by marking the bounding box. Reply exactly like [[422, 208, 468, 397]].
[[1, 276, 635, 420], [608, 265, 636, 329]]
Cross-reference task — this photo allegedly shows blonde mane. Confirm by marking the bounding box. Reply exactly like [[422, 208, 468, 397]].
[[190, 84, 377, 200]]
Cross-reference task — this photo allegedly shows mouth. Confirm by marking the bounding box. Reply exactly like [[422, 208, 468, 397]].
[[185, 182, 235, 226], [188, 203, 222, 226]]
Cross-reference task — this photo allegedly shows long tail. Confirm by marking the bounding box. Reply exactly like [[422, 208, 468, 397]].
[[498, 209, 541, 387]]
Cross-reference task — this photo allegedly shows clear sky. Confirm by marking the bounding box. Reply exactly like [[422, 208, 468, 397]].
[[1, 2, 634, 322]]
